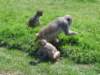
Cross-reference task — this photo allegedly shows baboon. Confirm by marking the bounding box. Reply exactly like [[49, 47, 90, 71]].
[[27, 10, 43, 27], [37, 39, 60, 61], [36, 15, 78, 43]]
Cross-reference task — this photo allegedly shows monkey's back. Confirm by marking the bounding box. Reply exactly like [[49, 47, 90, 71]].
[[43, 42, 58, 58], [37, 17, 65, 41]]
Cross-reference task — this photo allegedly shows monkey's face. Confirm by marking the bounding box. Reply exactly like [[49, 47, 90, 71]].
[[64, 15, 72, 26]]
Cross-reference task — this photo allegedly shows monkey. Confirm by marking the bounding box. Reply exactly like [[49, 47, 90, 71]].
[[36, 15, 78, 43], [37, 39, 60, 61], [27, 10, 43, 27]]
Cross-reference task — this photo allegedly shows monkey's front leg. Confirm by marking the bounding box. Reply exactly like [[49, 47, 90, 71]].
[[67, 30, 78, 35]]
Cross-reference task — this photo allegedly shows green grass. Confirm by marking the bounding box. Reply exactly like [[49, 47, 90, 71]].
[[0, 47, 99, 75], [0, 0, 100, 74]]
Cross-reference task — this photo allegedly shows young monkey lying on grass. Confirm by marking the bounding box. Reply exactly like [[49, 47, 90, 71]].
[[37, 39, 60, 61]]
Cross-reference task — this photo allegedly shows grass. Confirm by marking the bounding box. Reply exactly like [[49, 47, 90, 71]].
[[0, 0, 100, 75], [0, 47, 99, 75]]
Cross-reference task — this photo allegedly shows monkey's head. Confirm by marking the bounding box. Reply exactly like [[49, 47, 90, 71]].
[[36, 10, 43, 16], [59, 15, 72, 35], [64, 15, 72, 25], [39, 39, 47, 46]]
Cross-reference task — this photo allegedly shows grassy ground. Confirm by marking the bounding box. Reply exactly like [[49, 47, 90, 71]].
[[0, 47, 99, 75], [0, 0, 100, 75]]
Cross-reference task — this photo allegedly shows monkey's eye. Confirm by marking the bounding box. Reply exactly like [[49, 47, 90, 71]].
[[67, 18, 70, 21]]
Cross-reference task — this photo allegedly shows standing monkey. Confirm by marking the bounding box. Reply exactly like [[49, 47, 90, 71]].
[[36, 15, 78, 43], [27, 10, 43, 27]]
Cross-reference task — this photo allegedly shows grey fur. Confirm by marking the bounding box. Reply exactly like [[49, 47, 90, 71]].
[[28, 10, 43, 27], [36, 15, 77, 42]]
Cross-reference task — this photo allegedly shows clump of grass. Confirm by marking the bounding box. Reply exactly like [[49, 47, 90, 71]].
[[58, 34, 100, 63], [0, 27, 38, 52]]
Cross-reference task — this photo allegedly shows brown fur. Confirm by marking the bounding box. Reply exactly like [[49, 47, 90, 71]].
[[37, 40, 60, 61]]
